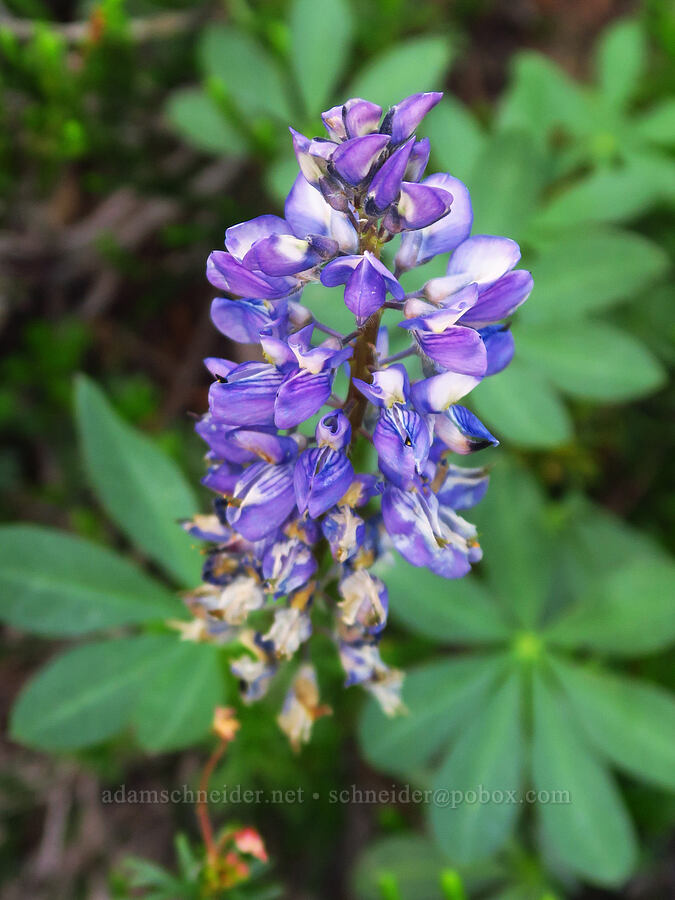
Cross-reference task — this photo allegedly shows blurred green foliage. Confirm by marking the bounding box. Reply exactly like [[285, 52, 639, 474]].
[[1, 1, 674, 899]]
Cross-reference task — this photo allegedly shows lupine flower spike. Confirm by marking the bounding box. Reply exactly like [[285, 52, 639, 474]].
[[183, 91, 533, 746]]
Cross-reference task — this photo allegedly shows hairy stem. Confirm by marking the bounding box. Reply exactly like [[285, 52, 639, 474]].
[[346, 309, 382, 441]]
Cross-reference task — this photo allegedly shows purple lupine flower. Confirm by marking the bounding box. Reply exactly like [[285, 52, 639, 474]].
[[183, 90, 533, 744]]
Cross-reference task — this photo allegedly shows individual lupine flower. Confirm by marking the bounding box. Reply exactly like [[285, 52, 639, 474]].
[[262, 537, 318, 597], [322, 505, 366, 562], [231, 632, 277, 702], [294, 412, 355, 517], [338, 640, 405, 716], [277, 664, 332, 751], [263, 606, 313, 659], [184, 576, 264, 626], [338, 569, 388, 634], [320, 252, 404, 324], [186, 89, 533, 744]]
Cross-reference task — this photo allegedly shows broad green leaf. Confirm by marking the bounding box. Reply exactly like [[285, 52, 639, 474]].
[[635, 99, 675, 146], [75, 376, 200, 586], [471, 359, 573, 449], [375, 555, 511, 644], [551, 657, 675, 791], [468, 131, 547, 239], [346, 37, 453, 110], [10, 636, 173, 751], [471, 461, 553, 628], [521, 228, 669, 324], [545, 558, 675, 657], [498, 51, 590, 138], [529, 163, 667, 232], [165, 89, 247, 156], [429, 672, 523, 864], [199, 25, 292, 121], [594, 19, 646, 110], [358, 655, 505, 777], [532, 672, 637, 886], [290, 0, 352, 115], [566, 495, 667, 574], [516, 321, 665, 401], [550, 495, 667, 604], [133, 641, 222, 751], [425, 96, 486, 183], [0, 525, 182, 636]]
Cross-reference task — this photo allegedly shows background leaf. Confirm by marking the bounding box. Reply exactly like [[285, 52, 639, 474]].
[[468, 131, 547, 238], [551, 657, 675, 791], [471, 359, 573, 449], [531, 671, 637, 886], [635, 99, 675, 146], [471, 460, 555, 628], [351, 835, 449, 900], [132, 640, 223, 751], [75, 376, 201, 586], [10, 636, 173, 751], [0, 525, 182, 636], [289, 0, 352, 115], [594, 19, 646, 110], [375, 555, 511, 644], [358, 655, 505, 777], [545, 558, 675, 657], [165, 88, 246, 155], [346, 37, 453, 110], [429, 672, 523, 864], [199, 25, 292, 121], [529, 163, 668, 232], [425, 97, 486, 183], [520, 229, 669, 324], [498, 52, 590, 140], [516, 321, 666, 402]]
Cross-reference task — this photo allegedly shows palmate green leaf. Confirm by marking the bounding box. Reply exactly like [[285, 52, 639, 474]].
[[290, 0, 352, 115], [471, 460, 555, 629], [471, 359, 573, 449], [567, 496, 668, 574], [516, 321, 666, 402], [346, 36, 453, 110], [358, 655, 506, 777], [545, 558, 675, 657], [550, 656, 675, 791], [594, 18, 646, 111], [531, 671, 637, 886], [429, 671, 523, 864], [132, 640, 223, 751], [199, 25, 292, 122], [635, 99, 675, 146], [165, 89, 247, 156], [10, 636, 172, 751], [375, 554, 512, 644], [520, 228, 669, 325], [75, 377, 200, 586], [528, 162, 669, 233], [11, 635, 223, 752], [0, 525, 182, 636], [424, 96, 486, 184], [497, 51, 590, 140], [468, 131, 548, 239]]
